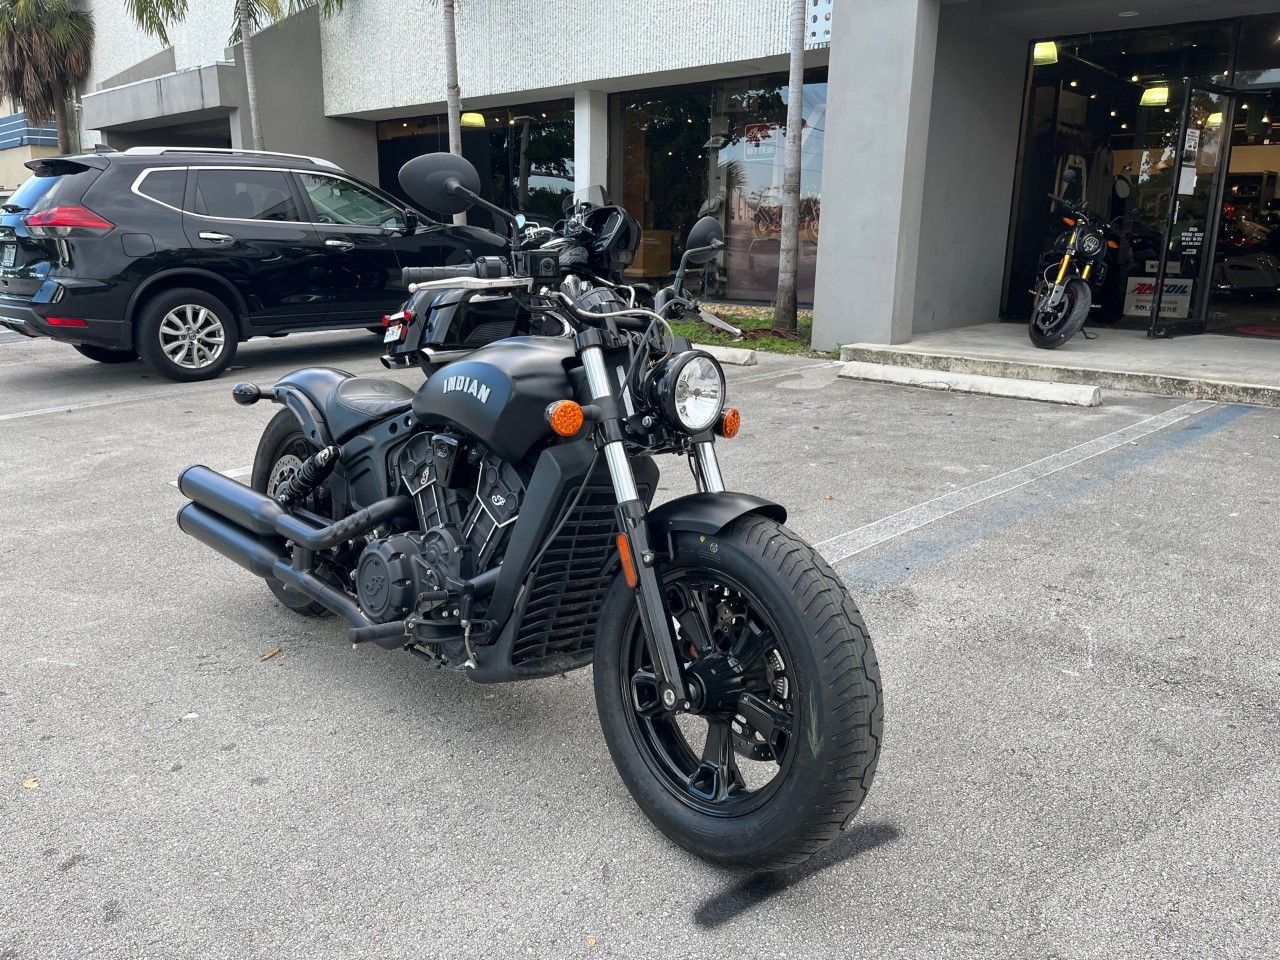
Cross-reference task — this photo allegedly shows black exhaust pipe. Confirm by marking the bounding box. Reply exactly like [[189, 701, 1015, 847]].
[[178, 465, 282, 537], [176, 502, 374, 627], [177, 502, 282, 579], [177, 464, 413, 550]]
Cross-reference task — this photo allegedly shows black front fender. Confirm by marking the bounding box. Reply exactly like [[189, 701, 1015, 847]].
[[648, 492, 786, 537]]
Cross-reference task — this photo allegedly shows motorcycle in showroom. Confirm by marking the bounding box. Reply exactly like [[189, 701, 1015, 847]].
[[174, 153, 882, 869], [1029, 172, 1127, 349]]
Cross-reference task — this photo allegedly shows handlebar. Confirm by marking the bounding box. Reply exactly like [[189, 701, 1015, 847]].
[[401, 256, 509, 287], [1049, 194, 1081, 212]]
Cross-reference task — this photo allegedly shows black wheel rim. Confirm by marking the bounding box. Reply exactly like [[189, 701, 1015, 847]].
[[619, 570, 799, 817], [1033, 283, 1081, 336]]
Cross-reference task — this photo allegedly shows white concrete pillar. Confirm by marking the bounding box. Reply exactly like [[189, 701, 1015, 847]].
[[811, 0, 941, 349], [574, 89, 608, 196]]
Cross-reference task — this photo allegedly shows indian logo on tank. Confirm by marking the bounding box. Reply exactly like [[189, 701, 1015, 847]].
[[441, 375, 491, 404]]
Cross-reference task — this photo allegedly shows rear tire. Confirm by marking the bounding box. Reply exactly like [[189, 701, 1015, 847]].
[[137, 287, 238, 382], [251, 409, 331, 617], [593, 516, 882, 870], [73, 344, 139, 364], [1029, 277, 1091, 349]]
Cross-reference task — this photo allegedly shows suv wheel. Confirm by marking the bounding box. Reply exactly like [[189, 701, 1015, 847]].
[[73, 344, 139, 364], [137, 288, 238, 382]]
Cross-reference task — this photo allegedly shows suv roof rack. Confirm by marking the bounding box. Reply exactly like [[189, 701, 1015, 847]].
[[121, 146, 343, 171]]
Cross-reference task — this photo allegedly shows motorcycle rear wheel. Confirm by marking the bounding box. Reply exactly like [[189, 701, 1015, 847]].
[[250, 410, 331, 617], [1029, 277, 1091, 349], [593, 515, 882, 870]]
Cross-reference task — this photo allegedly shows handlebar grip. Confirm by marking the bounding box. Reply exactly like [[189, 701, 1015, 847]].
[[401, 257, 509, 287]]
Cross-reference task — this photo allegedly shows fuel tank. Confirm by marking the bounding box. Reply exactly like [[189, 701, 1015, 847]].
[[413, 336, 581, 462]]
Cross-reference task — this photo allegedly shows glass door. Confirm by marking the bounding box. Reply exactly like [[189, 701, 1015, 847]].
[[1148, 82, 1235, 336]]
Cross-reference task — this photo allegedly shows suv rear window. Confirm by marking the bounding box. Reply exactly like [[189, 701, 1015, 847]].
[[4, 164, 102, 215], [136, 169, 187, 209], [191, 169, 299, 222]]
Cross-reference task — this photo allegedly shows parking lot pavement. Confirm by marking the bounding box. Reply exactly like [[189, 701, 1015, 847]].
[[2, 333, 1277, 959]]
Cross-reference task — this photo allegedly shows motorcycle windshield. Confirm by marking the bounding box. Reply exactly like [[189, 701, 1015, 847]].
[[564, 184, 611, 212]]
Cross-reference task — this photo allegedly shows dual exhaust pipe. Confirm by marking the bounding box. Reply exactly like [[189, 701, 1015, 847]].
[[175, 465, 414, 635]]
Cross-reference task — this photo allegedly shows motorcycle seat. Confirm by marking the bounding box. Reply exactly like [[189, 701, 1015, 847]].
[[272, 367, 415, 444], [327, 377, 415, 440]]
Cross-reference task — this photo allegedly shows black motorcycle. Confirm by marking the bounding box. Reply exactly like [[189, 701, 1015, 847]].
[[174, 153, 882, 870], [1030, 178, 1124, 349]]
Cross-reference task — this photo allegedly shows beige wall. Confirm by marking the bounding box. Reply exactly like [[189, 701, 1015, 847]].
[[0, 144, 58, 193]]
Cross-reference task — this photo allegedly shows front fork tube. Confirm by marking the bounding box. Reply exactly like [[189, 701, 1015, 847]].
[[580, 343, 691, 708]]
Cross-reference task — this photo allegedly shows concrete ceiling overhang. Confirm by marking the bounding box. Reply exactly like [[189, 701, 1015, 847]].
[[954, 0, 1277, 40]]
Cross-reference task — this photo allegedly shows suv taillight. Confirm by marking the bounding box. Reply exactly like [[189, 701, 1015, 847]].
[[25, 204, 115, 237]]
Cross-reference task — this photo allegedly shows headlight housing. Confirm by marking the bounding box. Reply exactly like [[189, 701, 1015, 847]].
[[649, 350, 726, 433]]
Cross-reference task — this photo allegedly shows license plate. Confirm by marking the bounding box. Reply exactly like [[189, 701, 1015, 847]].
[[1, 244, 15, 268], [383, 323, 402, 344]]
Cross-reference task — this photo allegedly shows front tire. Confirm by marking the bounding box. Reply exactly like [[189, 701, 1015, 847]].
[[1029, 277, 1091, 349], [137, 287, 238, 382], [593, 515, 882, 870]]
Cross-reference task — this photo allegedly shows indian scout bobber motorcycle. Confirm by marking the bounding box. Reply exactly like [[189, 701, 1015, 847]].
[[174, 153, 882, 870]]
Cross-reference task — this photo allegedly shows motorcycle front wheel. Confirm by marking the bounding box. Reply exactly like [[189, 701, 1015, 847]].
[[1029, 277, 1091, 349], [593, 515, 883, 870]]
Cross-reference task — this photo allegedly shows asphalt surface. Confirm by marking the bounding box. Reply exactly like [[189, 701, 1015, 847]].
[[1, 331, 1277, 959]]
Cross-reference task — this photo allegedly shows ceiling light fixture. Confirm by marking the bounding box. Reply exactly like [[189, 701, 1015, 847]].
[[1140, 84, 1170, 107], [1070, 80, 1079, 87], [1119, 10, 1140, 17], [1032, 41, 1058, 66]]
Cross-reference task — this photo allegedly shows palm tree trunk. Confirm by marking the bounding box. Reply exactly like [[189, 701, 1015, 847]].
[[773, 0, 806, 333], [53, 97, 72, 155], [440, 0, 465, 225], [238, 4, 264, 150]]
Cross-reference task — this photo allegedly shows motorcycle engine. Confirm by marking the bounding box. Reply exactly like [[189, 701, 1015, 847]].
[[354, 432, 524, 623]]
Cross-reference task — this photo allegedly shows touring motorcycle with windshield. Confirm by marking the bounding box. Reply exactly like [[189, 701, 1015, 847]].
[[174, 153, 883, 869]]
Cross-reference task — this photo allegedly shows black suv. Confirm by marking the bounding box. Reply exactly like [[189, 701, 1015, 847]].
[[0, 147, 506, 381]]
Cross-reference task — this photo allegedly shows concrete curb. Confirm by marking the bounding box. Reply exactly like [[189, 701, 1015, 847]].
[[694, 343, 757, 366], [839, 343, 1280, 407], [839, 360, 1102, 406]]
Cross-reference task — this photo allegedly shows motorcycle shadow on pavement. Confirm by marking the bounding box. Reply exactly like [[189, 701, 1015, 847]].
[[692, 821, 901, 929]]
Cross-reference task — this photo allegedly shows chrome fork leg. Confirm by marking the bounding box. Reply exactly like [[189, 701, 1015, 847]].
[[693, 441, 725, 493], [580, 343, 689, 709]]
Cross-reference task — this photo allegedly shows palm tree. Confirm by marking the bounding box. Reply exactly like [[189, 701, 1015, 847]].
[[127, 0, 348, 152], [0, 0, 94, 154], [427, 0, 464, 224], [772, 0, 806, 333]]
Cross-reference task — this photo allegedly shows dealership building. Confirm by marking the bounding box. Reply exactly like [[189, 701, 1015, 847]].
[[73, 0, 1280, 350]]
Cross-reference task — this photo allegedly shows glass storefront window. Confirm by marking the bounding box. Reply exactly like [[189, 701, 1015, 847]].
[[612, 68, 827, 305], [1235, 14, 1280, 88], [376, 99, 574, 227], [1004, 22, 1234, 320]]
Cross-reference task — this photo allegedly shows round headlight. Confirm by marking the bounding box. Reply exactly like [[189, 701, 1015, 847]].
[[653, 351, 725, 432]]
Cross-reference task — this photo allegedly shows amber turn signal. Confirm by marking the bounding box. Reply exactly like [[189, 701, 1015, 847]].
[[716, 407, 741, 439], [546, 399, 585, 437], [616, 533, 639, 588], [1107, 239, 1121, 249], [1062, 216, 1077, 227]]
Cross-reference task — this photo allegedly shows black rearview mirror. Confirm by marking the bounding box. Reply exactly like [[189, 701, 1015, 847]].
[[398, 152, 482, 216], [684, 216, 724, 264]]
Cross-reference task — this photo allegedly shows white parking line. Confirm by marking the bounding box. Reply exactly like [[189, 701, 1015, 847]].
[[0, 390, 184, 423], [815, 399, 1216, 565]]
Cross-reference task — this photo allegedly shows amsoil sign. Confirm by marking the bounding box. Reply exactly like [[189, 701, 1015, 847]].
[[1124, 278, 1193, 319]]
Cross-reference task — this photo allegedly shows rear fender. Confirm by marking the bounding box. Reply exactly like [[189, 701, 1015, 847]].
[[270, 366, 354, 448]]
